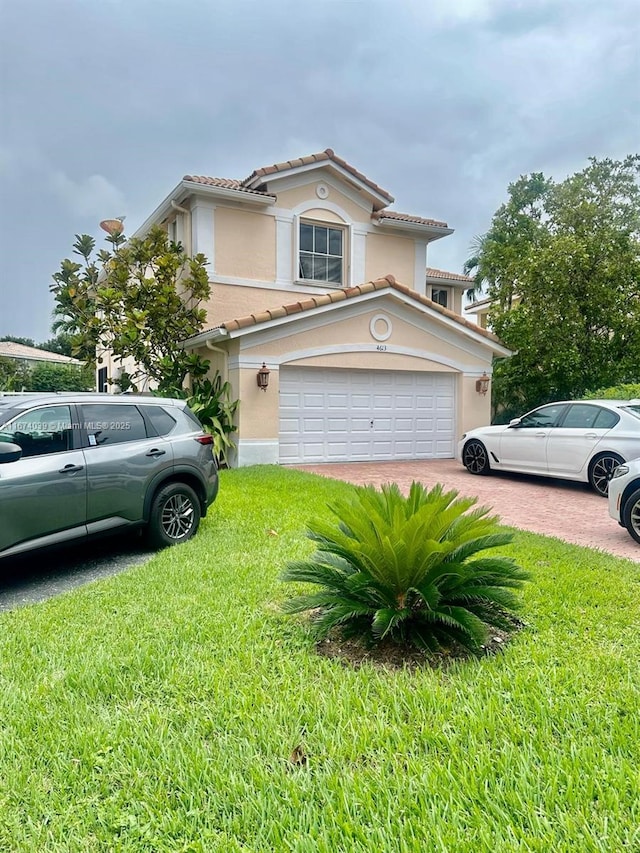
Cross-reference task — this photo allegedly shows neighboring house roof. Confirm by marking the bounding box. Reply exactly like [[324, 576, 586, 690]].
[[426, 267, 473, 284], [188, 275, 508, 353], [465, 296, 492, 311], [242, 148, 395, 206], [0, 341, 82, 365]]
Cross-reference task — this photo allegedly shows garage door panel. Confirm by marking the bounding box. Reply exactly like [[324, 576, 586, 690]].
[[351, 417, 372, 431], [279, 367, 455, 463], [351, 395, 372, 408], [327, 394, 349, 408], [303, 393, 324, 407], [280, 418, 301, 434], [415, 440, 434, 453], [327, 442, 348, 456], [303, 418, 325, 432]]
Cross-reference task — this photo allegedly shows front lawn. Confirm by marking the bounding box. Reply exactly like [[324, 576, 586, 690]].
[[1, 466, 638, 852]]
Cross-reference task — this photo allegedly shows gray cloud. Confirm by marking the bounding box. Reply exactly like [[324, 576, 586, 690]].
[[0, 0, 638, 339]]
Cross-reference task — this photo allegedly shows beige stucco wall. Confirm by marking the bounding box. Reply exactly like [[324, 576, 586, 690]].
[[229, 365, 491, 455], [365, 233, 415, 288], [284, 352, 451, 371], [214, 207, 276, 280], [233, 365, 490, 447], [239, 309, 490, 371], [301, 207, 345, 224], [451, 289, 463, 315], [459, 373, 492, 434], [186, 303, 496, 461], [232, 307, 494, 453], [203, 283, 298, 327], [275, 183, 370, 223], [233, 366, 280, 440]]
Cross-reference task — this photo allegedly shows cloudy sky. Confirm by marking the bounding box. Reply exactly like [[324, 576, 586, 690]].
[[1, 0, 638, 342]]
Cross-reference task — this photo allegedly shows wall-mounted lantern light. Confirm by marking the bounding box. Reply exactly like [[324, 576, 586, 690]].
[[476, 372, 490, 395], [257, 363, 270, 391]]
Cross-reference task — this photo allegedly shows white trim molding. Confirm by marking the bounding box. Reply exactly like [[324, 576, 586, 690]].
[[414, 241, 427, 294], [191, 200, 215, 269], [235, 438, 279, 467]]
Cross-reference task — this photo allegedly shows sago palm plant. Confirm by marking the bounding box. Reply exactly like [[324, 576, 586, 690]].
[[281, 481, 529, 654]]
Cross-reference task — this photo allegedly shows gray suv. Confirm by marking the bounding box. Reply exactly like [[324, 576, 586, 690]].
[[0, 393, 219, 561]]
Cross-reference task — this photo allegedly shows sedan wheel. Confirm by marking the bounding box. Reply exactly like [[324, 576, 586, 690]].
[[463, 439, 490, 475], [622, 488, 640, 544], [588, 453, 624, 497]]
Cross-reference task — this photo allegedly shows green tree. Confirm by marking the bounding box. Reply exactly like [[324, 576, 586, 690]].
[[0, 335, 36, 348], [39, 333, 75, 358], [467, 156, 640, 418], [25, 363, 94, 392], [0, 357, 30, 392], [50, 225, 212, 394]]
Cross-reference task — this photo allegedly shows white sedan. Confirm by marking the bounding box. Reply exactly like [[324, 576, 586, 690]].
[[608, 458, 640, 543], [458, 399, 640, 496]]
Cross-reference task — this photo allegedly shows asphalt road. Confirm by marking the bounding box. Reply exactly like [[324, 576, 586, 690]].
[[0, 535, 154, 612]]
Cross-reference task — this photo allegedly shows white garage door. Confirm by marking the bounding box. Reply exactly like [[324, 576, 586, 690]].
[[279, 367, 455, 463]]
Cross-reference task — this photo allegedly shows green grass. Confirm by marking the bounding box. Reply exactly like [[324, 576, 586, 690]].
[[1, 466, 638, 852]]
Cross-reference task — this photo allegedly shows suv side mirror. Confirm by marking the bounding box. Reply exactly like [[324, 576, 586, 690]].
[[0, 442, 22, 464]]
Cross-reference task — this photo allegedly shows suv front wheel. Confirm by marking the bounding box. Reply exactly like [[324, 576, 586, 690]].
[[147, 482, 201, 548]]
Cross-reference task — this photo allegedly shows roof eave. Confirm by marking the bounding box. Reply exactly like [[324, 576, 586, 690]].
[[181, 180, 276, 206], [374, 218, 454, 240], [183, 326, 229, 348], [426, 274, 471, 288], [185, 282, 512, 355], [132, 180, 276, 240]]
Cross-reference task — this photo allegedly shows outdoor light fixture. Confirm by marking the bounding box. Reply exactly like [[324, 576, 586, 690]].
[[476, 372, 490, 395], [257, 363, 270, 391]]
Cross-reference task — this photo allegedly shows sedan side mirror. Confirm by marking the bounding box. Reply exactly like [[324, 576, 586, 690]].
[[0, 442, 22, 464], [508, 418, 522, 428]]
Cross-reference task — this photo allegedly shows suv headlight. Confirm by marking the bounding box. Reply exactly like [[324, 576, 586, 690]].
[[611, 464, 629, 480]]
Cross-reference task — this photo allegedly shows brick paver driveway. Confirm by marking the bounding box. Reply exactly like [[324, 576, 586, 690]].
[[295, 459, 639, 563]]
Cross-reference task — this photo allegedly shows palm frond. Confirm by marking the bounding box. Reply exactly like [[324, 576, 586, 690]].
[[281, 480, 527, 655]]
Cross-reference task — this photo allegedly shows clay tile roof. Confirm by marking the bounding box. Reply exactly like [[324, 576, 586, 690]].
[[374, 210, 449, 229], [242, 148, 394, 204], [206, 276, 503, 345], [182, 175, 273, 197], [426, 267, 473, 283]]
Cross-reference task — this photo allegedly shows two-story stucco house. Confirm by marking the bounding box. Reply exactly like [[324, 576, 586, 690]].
[[101, 149, 510, 466]]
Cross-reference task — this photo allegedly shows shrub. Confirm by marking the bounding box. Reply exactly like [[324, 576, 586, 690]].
[[281, 481, 529, 655], [186, 373, 239, 468], [0, 357, 30, 391], [26, 363, 94, 392], [583, 383, 640, 400]]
